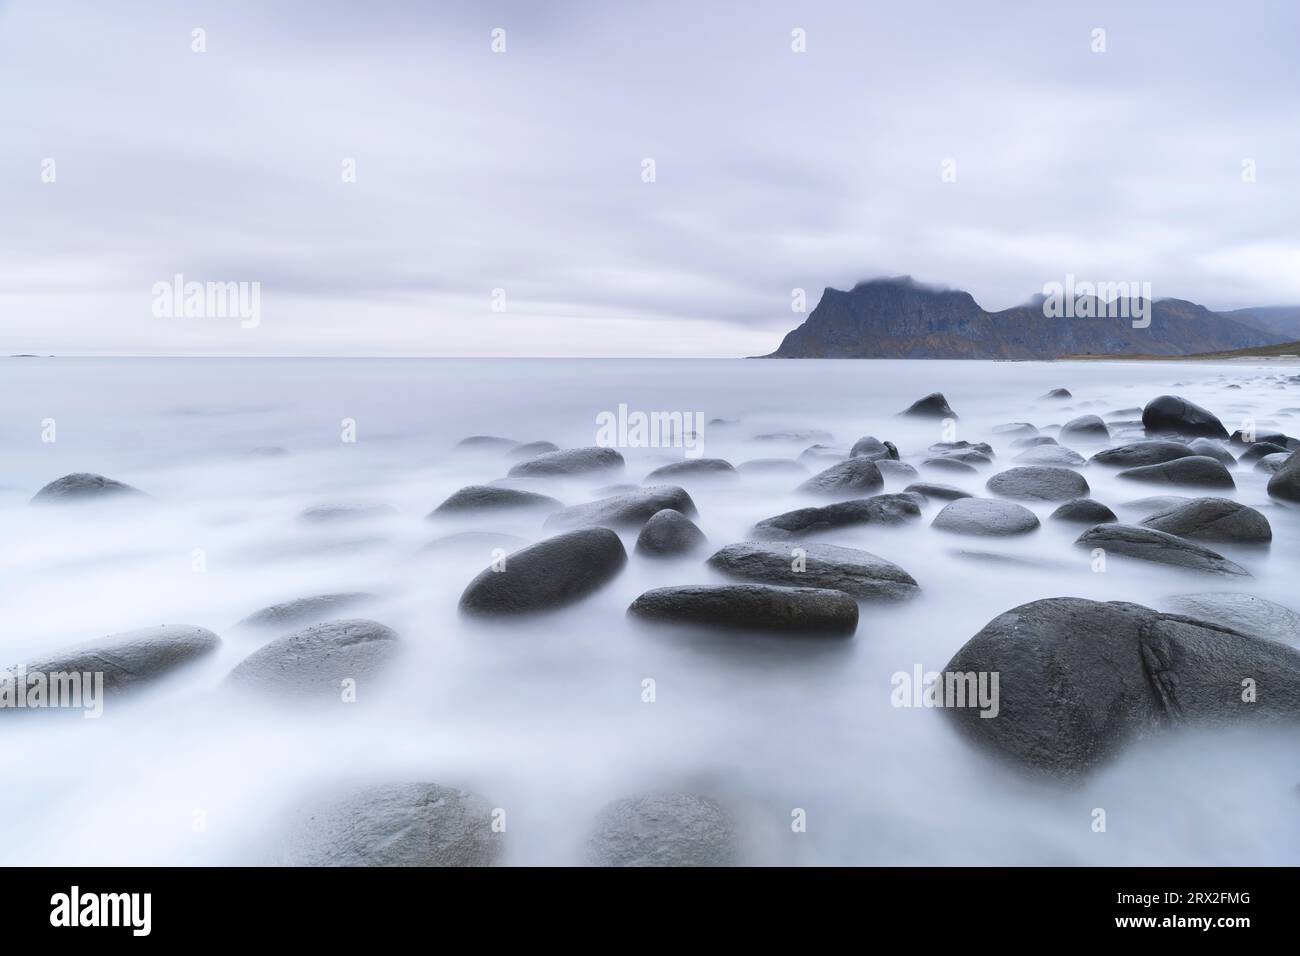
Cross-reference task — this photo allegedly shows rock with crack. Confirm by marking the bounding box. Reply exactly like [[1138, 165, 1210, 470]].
[[543, 486, 696, 531], [796, 458, 884, 497], [226, 619, 400, 700], [1090, 440, 1195, 468], [707, 541, 918, 601], [1074, 524, 1249, 575], [1139, 497, 1271, 543], [751, 493, 923, 540], [627, 584, 858, 636], [1116, 456, 1235, 489], [507, 446, 625, 478]]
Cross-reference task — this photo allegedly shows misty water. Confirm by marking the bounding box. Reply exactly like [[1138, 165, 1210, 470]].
[[1, 356, 1297, 865]]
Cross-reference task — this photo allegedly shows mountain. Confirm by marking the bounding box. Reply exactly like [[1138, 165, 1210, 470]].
[[762, 277, 1291, 359], [1221, 306, 1300, 341]]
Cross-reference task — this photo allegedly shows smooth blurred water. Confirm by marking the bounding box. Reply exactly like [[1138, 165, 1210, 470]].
[[1, 356, 1298, 865]]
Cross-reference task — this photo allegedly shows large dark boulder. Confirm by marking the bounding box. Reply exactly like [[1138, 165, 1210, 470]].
[[706, 541, 918, 601], [1187, 438, 1237, 467], [1266, 450, 1300, 502], [944, 597, 1300, 775], [796, 458, 884, 497], [1059, 414, 1109, 443], [931, 498, 1039, 536], [459, 528, 627, 615], [628, 584, 858, 636], [1090, 440, 1195, 468], [30, 473, 144, 504], [1075, 524, 1249, 575], [899, 392, 957, 419], [1116, 456, 1235, 489], [544, 486, 696, 531], [985, 466, 1089, 501], [1139, 497, 1271, 543], [751, 493, 923, 540], [1141, 395, 1228, 438], [849, 436, 899, 460], [507, 446, 625, 478], [1049, 498, 1117, 524], [635, 509, 707, 558], [905, 482, 972, 502]]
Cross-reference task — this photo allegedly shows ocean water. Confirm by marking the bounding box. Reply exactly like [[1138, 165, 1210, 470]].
[[0, 356, 1297, 865]]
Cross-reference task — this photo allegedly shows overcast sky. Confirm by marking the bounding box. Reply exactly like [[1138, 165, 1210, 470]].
[[3, 0, 1299, 356]]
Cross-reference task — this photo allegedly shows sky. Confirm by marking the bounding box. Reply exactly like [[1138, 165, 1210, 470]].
[[2, 0, 1299, 356]]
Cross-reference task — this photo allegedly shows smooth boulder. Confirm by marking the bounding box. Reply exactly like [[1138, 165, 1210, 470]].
[[986, 466, 1089, 502], [1049, 498, 1117, 524], [1013, 444, 1085, 466], [1266, 450, 1300, 502], [1074, 525, 1249, 575], [459, 528, 627, 615], [796, 458, 884, 497], [931, 497, 1039, 536], [544, 485, 696, 531], [226, 619, 400, 699], [635, 509, 707, 558], [1116, 455, 1234, 489], [849, 436, 899, 460], [751, 493, 923, 540], [899, 392, 957, 419], [238, 593, 377, 630], [1142, 395, 1228, 438], [644, 458, 737, 481], [30, 473, 143, 504], [14, 625, 220, 699], [1059, 414, 1109, 443], [507, 446, 625, 478], [707, 541, 918, 602], [1090, 440, 1194, 468], [904, 482, 972, 502], [428, 485, 562, 517], [1139, 497, 1271, 543], [628, 584, 858, 636]]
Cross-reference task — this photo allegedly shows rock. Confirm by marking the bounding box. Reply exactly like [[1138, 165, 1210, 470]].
[[1011, 435, 1056, 449], [1042, 387, 1072, 399], [30, 473, 144, 504], [507, 446, 625, 478], [736, 458, 808, 477], [1256, 453, 1291, 474], [1140, 497, 1272, 543], [1090, 440, 1195, 467], [1142, 395, 1229, 438], [876, 460, 919, 482], [986, 466, 1089, 501], [238, 593, 378, 630], [796, 444, 845, 466], [627, 584, 858, 636], [1059, 414, 1110, 443], [505, 440, 560, 460], [934, 450, 992, 466], [428, 485, 563, 517], [707, 541, 918, 602], [1162, 593, 1300, 646], [299, 502, 398, 523], [635, 510, 707, 558], [930, 441, 993, 456], [1116, 456, 1235, 488], [904, 482, 972, 502], [1239, 441, 1290, 464], [1267, 450, 1300, 502], [1119, 495, 1192, 516], [270, 782, 502, 866], [922, 457, 978, 474], [456, 435, 518, 451], [1187, 438, 1237, 466], [459, 528, 626, 615], [992, 422, 1038, 438], [944, 597, 1300, 775], [1230, 429, 1293, 448], [1050, 498, 1117, 524], [226, 619, 400, 698], [586, 793, 738, 867], [1074, 525, 1249, 575], [899, 392, 957, 419], [752, 493, 923, 539], [849, 436, 899, 460], [1013, 444, 1086, 466], [931, 497, 1040, 536], [544, 486, 697, 531], [422, 531, 530, 555], [796, 458, 884, 497], [14, 625, 220, 699], [644, 459, 737, 481]]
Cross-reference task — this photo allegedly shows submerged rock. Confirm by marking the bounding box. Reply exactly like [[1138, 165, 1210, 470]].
[[544, 485, 696, 531], [1142, 395, 1229, 438], [586, 793, 738, 867], [899, 392, 958, 419], [876, 460, 920, 482], [459, 528, 627, 615], [30, 473, 144, 504], [428, 485, 563, 517], [1116, 456, 1235, 488], [944, 596, 1300, 775], [628, 584, 858, 636], [1266, 450, 1300, 502], [507, 446, 625, 478], [797, 458, 884, 497], [635, 509, 707, 558], [299, 502, 398, 523], [1187, 438, 1237, 467], [1074, 524, 1249, 575], [1041, 387, 1072, 399], [904, 482, 972, 502], [226, 619, 400, 699], [644, 458, 737, 481], [505, 440, 560, 459], [1049, 498, 1117, 525], [1139, 497, 1271, 543], [930, 440, 993, 456], [849, 436, 899, 461], [1256, 452, 1291, 474], [1090, 440, 1195, 468], [751, 493, 923, 540], [1059, 414, 1109, 443], [707, 541, 918, 601], [1238, 441, 1290, 465], [14, 625, 220, 699], [1162, 593, 1300, 646], [456, 435, 518, 452], [986, 466, 1089, 501], [922, 457, 978, 474], [238, 593, 378, 630], [270, 782, 502, 866], [1013, 444, 1086, 466], [931, 497, 1040, 536]]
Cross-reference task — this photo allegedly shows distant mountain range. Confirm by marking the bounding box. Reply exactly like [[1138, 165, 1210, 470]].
[[761, 277, 1299, 359]]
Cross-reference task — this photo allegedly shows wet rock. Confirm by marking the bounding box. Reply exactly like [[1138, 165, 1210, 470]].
[[905, 482, 972, 502], [644, 459, 737, 482], [270, 782, 502, 866], [1059, 414, 1109, 443], [1042, 388, 1072, 399], [944, 597, 1300, 775], [505, 440, 560, 460], [1090, 440, 1195, 468], [1050, 498, 1117, 524], [586, 793, 738, 867], [876, 460, 919, 482], [628, 584, 858, 635], [932, 497, 1040, 536], [1239, 442, 1290, 465], [752, 493, 923, 539], [930, 441, 993, 456], [736, 458, 808, 477], [1230, 429, 1294, 448], [299, 502, 398, 523], [1187, 438, 1237, 467], [1162, 593, 1300, 646], [1140, 497, 1271, 543], [1116, 456, 1235, 489], [992, 422, 1038, 438], [707, 541, 918, 601], [507, 446, 625, 478], [635, 509, 707, 558], [459, 528, 627, 615], [428, 485, 563, 517], [544, 485, 697, 531], [30, 473, 144, 504], [1142, 395, 1229, 438], [899, 392, 958, 419], [1075, 525, 1249, 575], [14, 625, 220, 699], [797, 458, 884, 497], [238, 593, 378, 630], [1013, 444, 1086, 466], [986, 466, 1089, 502], [1256, 452, 1290, 474], [1267, 450, 1300, 502], [935, 450, 993, 466], [226, 619, 399, 699]]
